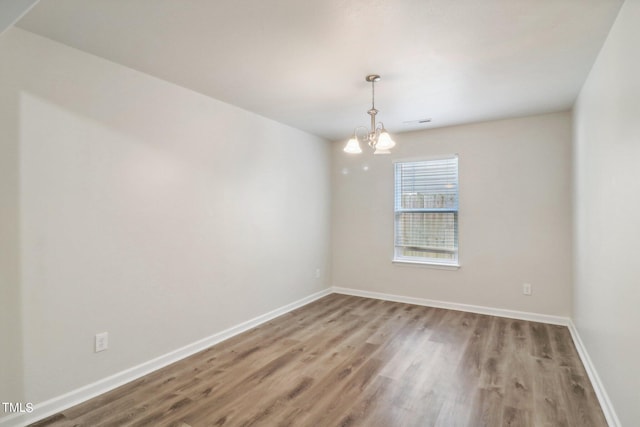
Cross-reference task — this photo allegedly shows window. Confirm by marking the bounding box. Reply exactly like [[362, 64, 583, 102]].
[[394, 156, 459, 266]]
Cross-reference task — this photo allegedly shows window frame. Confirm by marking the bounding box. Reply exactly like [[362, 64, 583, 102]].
[[392, 155, 460, 268]]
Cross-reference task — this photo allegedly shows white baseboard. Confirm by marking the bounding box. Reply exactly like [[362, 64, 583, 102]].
[[331, 286, 571, 325], [1, 288, 331, 427], [567, 320, 621, 427], [332, 286, 620, 427], [5, 287, 619, 427]]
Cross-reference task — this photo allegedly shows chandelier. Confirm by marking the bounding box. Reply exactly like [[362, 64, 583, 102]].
[[343, 74, 396, 154]]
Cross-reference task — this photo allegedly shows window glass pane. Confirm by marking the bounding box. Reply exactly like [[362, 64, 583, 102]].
[[395, 158, 458, 211], [394, 157, 459, 265]]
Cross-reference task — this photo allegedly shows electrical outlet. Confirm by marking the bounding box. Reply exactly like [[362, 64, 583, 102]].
[[315, 268, 321, 279], [523, 283, 532, 296], [95, 332, 108, 352]]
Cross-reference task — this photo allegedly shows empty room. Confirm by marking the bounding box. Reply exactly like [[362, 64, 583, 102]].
[[1, 0, 638, 426]]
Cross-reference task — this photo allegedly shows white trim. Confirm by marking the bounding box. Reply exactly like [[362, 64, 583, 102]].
[[332, 286, 619, 426], [4, 287, 620, 427], [392, 153, 460, 164], [567, 320, 621, 427], [1, 288, 331, 427], [392, 259, 461, 270], [332, 286, 570, 325]]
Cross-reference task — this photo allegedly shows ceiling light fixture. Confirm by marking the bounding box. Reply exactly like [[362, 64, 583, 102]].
[[343, 74, 396, 155]]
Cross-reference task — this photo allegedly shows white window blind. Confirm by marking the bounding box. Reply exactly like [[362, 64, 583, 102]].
[[394, 156, 459, 265]]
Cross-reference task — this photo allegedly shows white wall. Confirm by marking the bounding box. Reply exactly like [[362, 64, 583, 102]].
[[0, 27, 331, 409], [332, 112, 573, 316], [0, 30, 24, 408], [573, 0, 640, 425]]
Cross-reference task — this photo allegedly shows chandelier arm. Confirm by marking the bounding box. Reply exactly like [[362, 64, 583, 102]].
[[354, 126, 369, 143]]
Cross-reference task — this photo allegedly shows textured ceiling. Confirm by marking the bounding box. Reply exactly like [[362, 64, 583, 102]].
[[16, 0, 623, 141]]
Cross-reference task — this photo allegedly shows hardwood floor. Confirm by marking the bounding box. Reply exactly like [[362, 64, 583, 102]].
[[31, 294, 607, 427]]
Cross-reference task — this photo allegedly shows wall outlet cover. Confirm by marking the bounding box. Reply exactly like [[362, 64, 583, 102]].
[[95, 332, 108, 352]]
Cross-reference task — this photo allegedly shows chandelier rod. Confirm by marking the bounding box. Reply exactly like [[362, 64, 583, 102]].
[[366, 75, 380, 138], [371, 77, 375, 110]]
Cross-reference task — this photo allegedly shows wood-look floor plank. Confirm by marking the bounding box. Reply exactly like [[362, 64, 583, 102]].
[[30, 295, 608, 427], [501, 320, 535, 425]]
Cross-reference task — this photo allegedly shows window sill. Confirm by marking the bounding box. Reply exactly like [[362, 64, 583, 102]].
[[392, 259, 461, 270]]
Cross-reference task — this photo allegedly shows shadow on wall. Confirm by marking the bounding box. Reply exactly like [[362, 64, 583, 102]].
[[0, 83, 26, 421]]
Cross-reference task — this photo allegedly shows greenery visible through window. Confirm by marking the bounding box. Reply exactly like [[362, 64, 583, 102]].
[[394, 156, 459, 265]]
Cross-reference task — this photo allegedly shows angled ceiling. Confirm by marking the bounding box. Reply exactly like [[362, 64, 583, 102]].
[[16, 0, 623, 141], [0, 0, 38, 35]]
